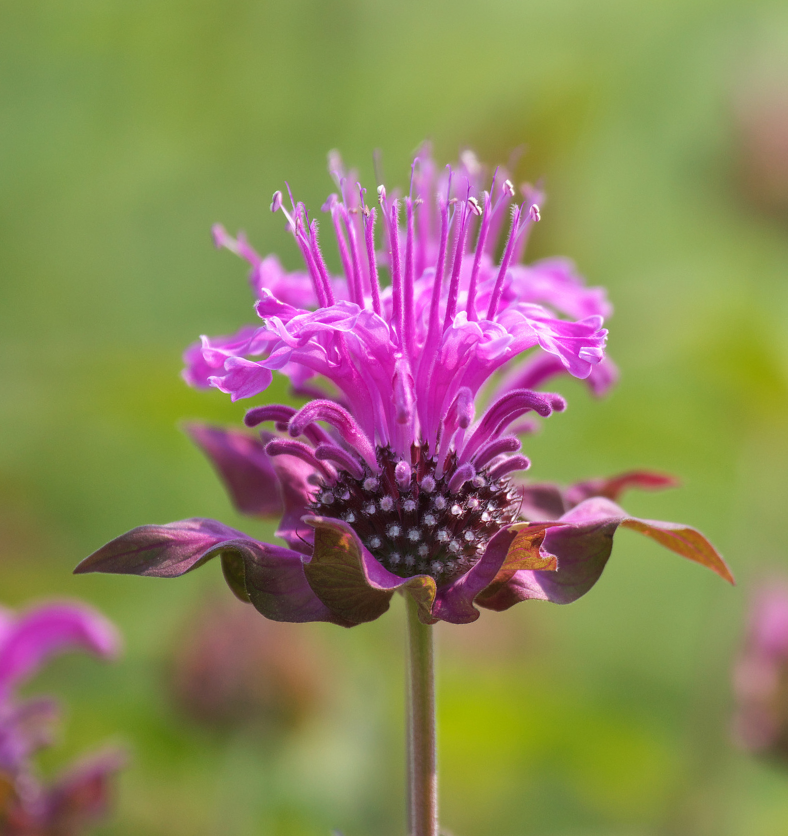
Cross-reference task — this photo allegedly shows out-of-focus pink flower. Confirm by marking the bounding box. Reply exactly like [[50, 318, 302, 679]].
[[0, 601, 124, 835], [735, 86, 788, 217], [733, 582, 788, 761], [0, 603, 118, 702], [169, 595, 324, 732]]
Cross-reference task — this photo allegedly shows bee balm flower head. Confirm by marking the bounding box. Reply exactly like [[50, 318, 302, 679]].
[[76, 148, 732, 625]]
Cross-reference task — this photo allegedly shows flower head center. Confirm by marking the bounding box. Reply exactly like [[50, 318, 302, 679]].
[[309, 446, 519, 586]]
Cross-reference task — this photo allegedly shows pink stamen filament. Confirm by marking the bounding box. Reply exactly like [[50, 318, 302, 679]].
[[403, 198, 416, 356], [425, 198, 451, 346], [510, 202, 539, 265], [212, 224, 238, 254], [486, 204, 524, 321], [308, 220, 336, 306], [338, 203, 366, 308], [271, 192, 334, 305], [363, 206, 383, 316], [351, 191, 371, 297], [272, 200, 296, 232], [443, 198, 473, 331], [483, 175, 515, 257], [414, 160, 432, 277], [465, 190, 492, 321], [329, 201, 359, 304], [291, 208, 328, 308], [388, 200, 404, 345], [235, 232, 260, 267]]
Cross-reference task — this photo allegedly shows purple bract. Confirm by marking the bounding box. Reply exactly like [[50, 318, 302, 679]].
[[75, 148, 733, 625]]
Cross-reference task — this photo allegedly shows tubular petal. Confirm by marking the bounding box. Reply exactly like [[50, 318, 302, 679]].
[[290, 400, 378, 471], [487, 455, 531, 480], [315, 443, 365, 479]]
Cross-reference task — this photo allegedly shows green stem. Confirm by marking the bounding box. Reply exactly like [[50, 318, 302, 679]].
[[406, 594, 437, 836]]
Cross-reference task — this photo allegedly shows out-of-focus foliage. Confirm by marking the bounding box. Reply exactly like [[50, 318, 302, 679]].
[[2, 0, 788, 834]]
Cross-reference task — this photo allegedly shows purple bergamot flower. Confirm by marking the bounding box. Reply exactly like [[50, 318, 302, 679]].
[[75, 148, 733, 626], [0, 601, 124, 835]]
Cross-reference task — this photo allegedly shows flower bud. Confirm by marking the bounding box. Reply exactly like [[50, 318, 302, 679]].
[[169, 595, 325, 734], [733, 581, 788, 761]]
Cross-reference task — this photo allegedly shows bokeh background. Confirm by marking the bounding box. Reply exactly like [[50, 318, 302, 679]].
[[2, 0, 788, 833]]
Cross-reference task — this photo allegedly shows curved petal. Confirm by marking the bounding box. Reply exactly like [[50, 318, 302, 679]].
[[514, 311, 607, 379], [585, 356, 620, 397], [494, 352, 619, 401], [74, 519, 341, 625], [505, 258, 613, 320], [477, 497, 733, 612], [432, 522, 559, 624], [303, 516, 437, 625], [251, 255, 320, 308], [209, 356, 274, 401], [181, 325, 264, 389], [0, 604, 119, 695], [184, 423, 283, 517]]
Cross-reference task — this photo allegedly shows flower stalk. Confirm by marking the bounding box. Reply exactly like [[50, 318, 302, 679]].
[[406, 594, 437, 836]]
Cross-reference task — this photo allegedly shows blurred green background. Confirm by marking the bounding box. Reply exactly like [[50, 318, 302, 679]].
[[2, 0, 788, 834]]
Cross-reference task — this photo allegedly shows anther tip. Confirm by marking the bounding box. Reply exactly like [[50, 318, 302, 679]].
[[530, 204, 541, 222], [468, 196, 482, 216], [503, 179, 516, 197], [377, 184, 387, 202], [270, 191, 283, 213]]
